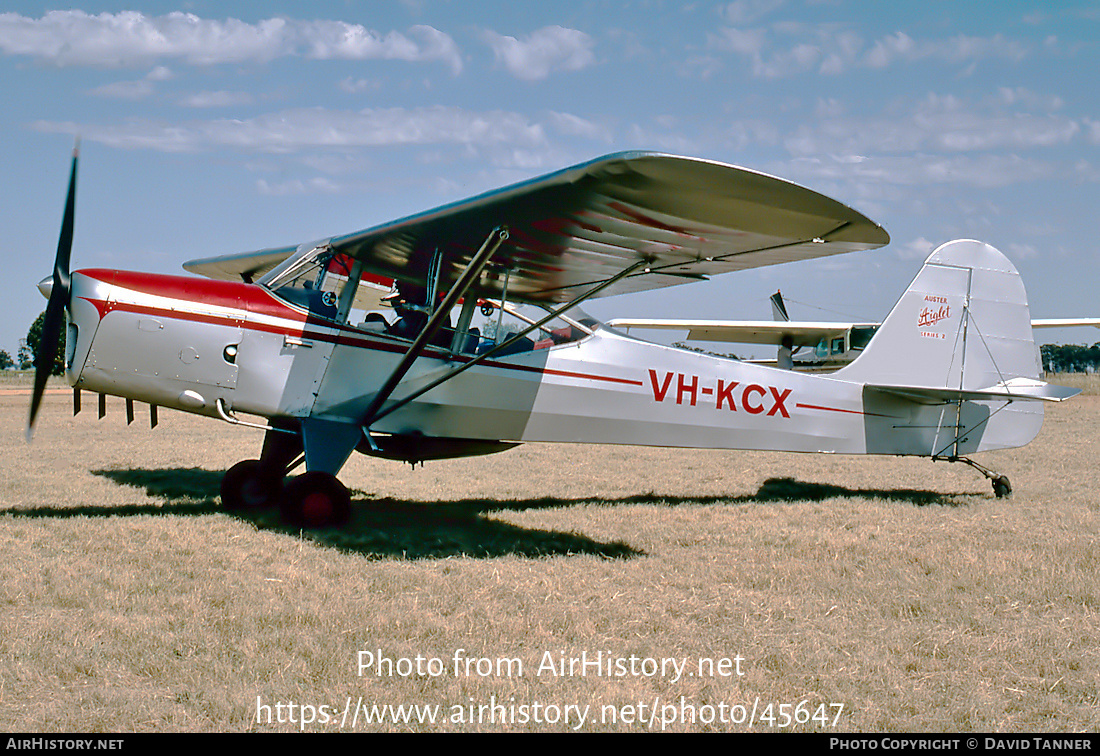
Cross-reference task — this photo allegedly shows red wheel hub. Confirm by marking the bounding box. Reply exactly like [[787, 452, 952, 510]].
[[301, 492, 333, 525]]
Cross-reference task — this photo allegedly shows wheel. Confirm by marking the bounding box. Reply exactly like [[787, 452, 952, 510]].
[[280, 471, 351, 528], [992, 475, 1012, 498], [221, 459, 282, 511]]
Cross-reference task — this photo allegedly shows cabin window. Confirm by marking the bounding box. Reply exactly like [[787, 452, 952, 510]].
[[463, 301, 595, 355], [263, 246, 598, 354]]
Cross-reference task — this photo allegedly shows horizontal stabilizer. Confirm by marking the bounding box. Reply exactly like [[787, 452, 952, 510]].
[[866, 380, 1082, 404], [868, 378, 1081, 406]]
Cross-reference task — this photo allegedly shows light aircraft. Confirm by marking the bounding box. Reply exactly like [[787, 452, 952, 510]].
[[28, 148, 1080, 527], [610, 292, 1100, 371]]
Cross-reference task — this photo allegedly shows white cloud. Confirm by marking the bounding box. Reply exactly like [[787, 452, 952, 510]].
[[898, 236, 936, 260], [0, 11, 290, 66], [709, 24, 1028, 78], [1083, 119, 1100, 145], [798, 153, 1057, 190], [707, 27, 767, 58], [814, 98, 845, 118], [482, 26, 595, 81], [866, 31, 915, 68], [721, 0, 785, 25], [1007, 242, 1039, 260], [725, 119, 781, 150], [300, 21, 461, 73], [34, 106, 548, 154], [1073, 159, 1100, 182], [339, 77, 383, 94], [179, 91, 255, 108], [708, 23, 854, 77], [785, 94, 1080, 159], [88, 78, 156, 100], [914, 95, 1079, 152], [545, 111, 611, 142], [0, 11, 461, 71], [257, 177, 343, 196], [997, 87, 1063, 110], [865, 31, 1026, 69], [87, 66, 174, 100], [624, 123, 697, 155]]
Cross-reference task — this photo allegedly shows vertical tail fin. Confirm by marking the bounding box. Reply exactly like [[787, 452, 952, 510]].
[[837, 239, 1040, 390], [838, 239, 1063, 456]]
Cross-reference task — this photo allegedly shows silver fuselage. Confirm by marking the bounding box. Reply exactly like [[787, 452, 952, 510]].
[[64, 265, 1042, 463]]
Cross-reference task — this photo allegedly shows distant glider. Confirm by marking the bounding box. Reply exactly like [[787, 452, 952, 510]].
[[611, 293, 1100, 372]]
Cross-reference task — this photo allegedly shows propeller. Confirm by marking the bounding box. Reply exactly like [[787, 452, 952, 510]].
[[27, 142, 79, 441]]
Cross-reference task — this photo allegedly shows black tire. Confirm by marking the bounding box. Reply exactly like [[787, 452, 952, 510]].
[[221, 459, 282, 511], [992, 475, 1012, 498], [280, 471, 351, 528]]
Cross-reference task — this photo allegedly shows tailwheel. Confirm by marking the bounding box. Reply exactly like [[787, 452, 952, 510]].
[[934, 455, 1012, 499], [221, 459, 283, 511], [280, 471, 351, 528], [992, 475, 1012, 499]]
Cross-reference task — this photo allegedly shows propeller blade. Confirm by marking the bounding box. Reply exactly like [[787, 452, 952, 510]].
[[27, 143, 79, 441]]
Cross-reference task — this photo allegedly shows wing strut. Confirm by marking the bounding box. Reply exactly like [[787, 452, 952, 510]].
[[365, 258, 648, 428], [359, 226, 510, 425]]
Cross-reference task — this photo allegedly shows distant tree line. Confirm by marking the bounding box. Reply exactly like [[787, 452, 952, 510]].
[[1040, 343, 1100, 373], [673, 342, 741, 360], [2, 311, 65, 373]]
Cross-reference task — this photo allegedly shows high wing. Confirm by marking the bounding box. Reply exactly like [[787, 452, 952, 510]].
[[609, 317, 1100, 345], [1031, 318, 1100, 329], [184, 244, 300, 283], [184, 151, 889, 301]]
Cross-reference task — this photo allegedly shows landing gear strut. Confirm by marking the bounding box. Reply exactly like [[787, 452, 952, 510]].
[[934, 455, 1012, 498]]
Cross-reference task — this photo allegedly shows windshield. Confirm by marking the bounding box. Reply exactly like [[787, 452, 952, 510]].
[[263, 247, 352, 319]]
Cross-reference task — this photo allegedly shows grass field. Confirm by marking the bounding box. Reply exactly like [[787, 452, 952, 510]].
[[1, 376, 1097, 732]]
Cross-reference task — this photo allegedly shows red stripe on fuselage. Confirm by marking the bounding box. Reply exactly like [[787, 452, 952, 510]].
[[76, 268, 642, 388], [795, 402, 892, 418]]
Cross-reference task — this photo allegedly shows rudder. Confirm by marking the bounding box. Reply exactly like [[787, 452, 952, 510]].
[[837, 239, 1039, 391]]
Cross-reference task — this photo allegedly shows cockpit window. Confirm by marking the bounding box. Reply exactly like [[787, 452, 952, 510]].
[[263, 245, 600, 354]]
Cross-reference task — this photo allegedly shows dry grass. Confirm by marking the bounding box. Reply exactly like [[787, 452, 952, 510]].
[[1045, 372, 1100, 396], [0, 377, 1097, 732]]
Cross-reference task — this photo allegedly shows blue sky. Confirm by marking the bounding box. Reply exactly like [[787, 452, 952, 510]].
[[3, 1, 1098, 357]]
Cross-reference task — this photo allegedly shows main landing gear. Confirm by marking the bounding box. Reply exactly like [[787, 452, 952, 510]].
[[219, 421, 352, 528], [934, 455, 1012, 498], [221, 460, 352, 527]]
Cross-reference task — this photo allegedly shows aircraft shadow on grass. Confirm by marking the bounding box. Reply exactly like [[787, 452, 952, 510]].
[[9, 468, 973, 560]]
